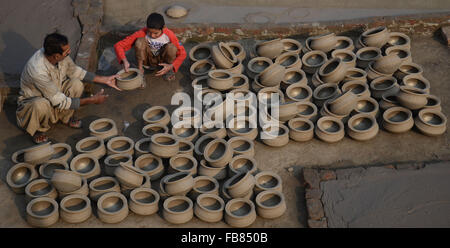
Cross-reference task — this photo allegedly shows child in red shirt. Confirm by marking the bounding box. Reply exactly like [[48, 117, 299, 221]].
[[114, 13, 186, 81]]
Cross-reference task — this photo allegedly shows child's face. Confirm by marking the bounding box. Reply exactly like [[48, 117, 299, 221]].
[[147, 28, 163, 39]]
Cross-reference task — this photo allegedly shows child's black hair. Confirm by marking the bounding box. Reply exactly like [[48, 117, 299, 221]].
[[146, 13, 165, 30]]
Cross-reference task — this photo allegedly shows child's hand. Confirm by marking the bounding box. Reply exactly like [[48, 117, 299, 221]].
[[155, 63, 174, 76]]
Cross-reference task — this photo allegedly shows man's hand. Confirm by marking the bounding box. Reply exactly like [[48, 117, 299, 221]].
[[93, 75, 122, 91], [122, 59, 130, 72], [90, 89, 109, 104], [155, 63, 174, 76]]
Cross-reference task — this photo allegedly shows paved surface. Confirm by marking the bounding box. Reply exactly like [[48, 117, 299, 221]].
[[322, 162, 450, 228]]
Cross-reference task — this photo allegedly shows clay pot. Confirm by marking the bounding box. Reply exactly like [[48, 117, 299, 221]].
[[286, 83, 312, 102], [172, 126, 199, 143], [355, 35, 367, 49], [366, 62, 393, 81], [288, 117, 314, 142], [382, 106, 414, 133], [313, 83, 342, 107], [281, 68, 307, 90], [70, 153, 101, 181], [60, 194, 92, 223], [281, 38, 303, 54], [226, 61, 244, 75], [50, 143, 72, 163], [254, 171, 283, 194], [23, 142, 54, 165], [255, 190, 287, 219], [261, 124, 290, 147], [296, 102, 318, 121], [334, 36, 355, 52], [414, 109, 447, 136], [227, 136, 255, 157], [401, 74, 431, 93], [396, 86, 428, 110], [342, 68, 367, 84], [256, 38, 283, 59], [163, 196, 194, 224], [251, 75, 265, 93], [275, 51, 302, 69], [308, 33, 337, 53], [150, 133, 179, 158], [207, 69, 235, 91], [164, 171, 194, 196], [315, 116, 345, 143], [227, 117, 258, 140], [302, 50, 328, 74], [379, 93, 400, 111], [221, 183, 254, 202], [373, 53, 403, 74], [320, 100, 349, 123], [279, 101, 302, 122], [328, 90, 358, 116], [227, 41, 246, 61], [189, 176, 220, 200], [114, 164, 145, 188], [134, 153, 164, 180], [212, 42, 238, 69], [26, 197, 59, 227], [142, 124, 169, 139], [178, 140, 195, 156], [203, 139, 233, 168], [134, 138, 151, 157], [194, 134, 215, 158], [353, 97, 380, 118], [356, 47, 382, 68], [97, 192, 129, 224], [310, 71, 326, 88], [394, 62, 423, 80], [259, 63, 286, 87], [224, 171, 255, 198], [89, 118, 118, 141], [424, 95, 442, 111], [25, 179, 58, 203], [189, 43, 212, 62], [106, 136, 134, 156], [198, 159, 227, 180], [341, 80, 370, 98], [231, 74, 250, 90], [190, 59, 215, 78], [247, 57, 273, 79], [120, 174, 151, 197], [51, 169, 82, 192], [116, 68, 143, 90], [225, 198, 257, 227], [370, 76, 400, 99], [172, 106, 202, 128], [385, 46, 412, 65], [89, 176, 121, 201], [169, 154, 198, 175], [361, 26, 390, 48], [6, 163, 38, 194], [193, 193, 225, 223], [11, 149, 25, 164], [142, 106, 170, 126], [386, 31, 410, 48], [346, 113, 379, 141], [257, 87, 285, 107], [331, 50, 356, 70], [75, 136, 106, 159], [39, 160, 69, 179], [58, 178, 89, 200], [191, 75, 209, 91], [228, 155, 258, 178], [200, 122, 227, 140], [129, 188, 160, 216], [104, 153, 133, 176]]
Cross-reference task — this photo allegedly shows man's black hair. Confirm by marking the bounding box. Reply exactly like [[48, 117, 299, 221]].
[[146, 13, 165, 30], [43, 32, 68, 56]]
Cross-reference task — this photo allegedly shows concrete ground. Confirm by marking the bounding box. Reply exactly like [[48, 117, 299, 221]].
[[0, 30, 449, 227]]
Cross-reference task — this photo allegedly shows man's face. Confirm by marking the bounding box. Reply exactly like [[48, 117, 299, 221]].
[[55, 44, 71, 62], [147, 28, 163, 39]]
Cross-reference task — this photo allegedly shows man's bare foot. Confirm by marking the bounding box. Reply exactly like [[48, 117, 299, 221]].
[[32, 132, 49, 144]]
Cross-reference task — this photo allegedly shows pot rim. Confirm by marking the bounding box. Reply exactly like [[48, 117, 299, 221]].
[[345, 68, 367, 79], [347, 113, 377, 133], [286, 83, 312, 102], [398, 62, 423, 74], [165, 171, 192, 185], [218, 42, 238, 64], [60, 193, 91, 214], [362, 26, 387, 37], [116, 68, 141, 82], [227, 136, 254, 153], [313, 83, 339, 100], [51, 143, 72, 159], [130, 187, 160, 206], [227, 116, 257, 135], [255, 171, 282, 190], [178, 140, 195, 153], [171, 125, 199, 140], [381, 92, 398, 104], [89, 176, 120, 192], [229, 154, 257, 174], [69, 153, 100, 175], [341, 80, 368, 93], [226, 41, 245, 58], [301, 50, 327, 67], [59, 177, 87, 194], [247, 57, 273, 73], [288, 117, 314, 133], [261, 123, 289, 138], [399, 85, 427, 96], [231, 74, 249, 89], [135, 137, 152, 154], [203, 139, 230, 163], [255, 190, 285, 210], [193, 176, 219, 193], [226, 171, 252, 190], [189, 43, 212, 62], [104, 153, 133, 167], [354, 97, 379, 114], [274, 51, 300, 66], [25, 178, 54, 197], [97, 192, 128, 215], [334, 36, 353, 49], [151, 133, 179, 148], [225, 198, 255, 218], [39, 160, 69, 179], [402, 74, 431, 91], [356, 47, 382, 61], [199, 159, 224, 171], [417, 109, 447, 127], [142, 106, 169, 123], [135, 153, 163, 171], [190, 59, 215, 76], [367, 61, 392, 76], [282, 67, 307, 85], [280, 38, 303, 53], [106, 136, 134, 154], [163, 195, 193, 215], [75, 136, 104, 153], [142, 123, 169, 137], [385, 46, 411, 58], [194, 134, 215, 156], [296, 101, 318, 119], [11, 149, 26, 164], [26, 196, 59, 219], [382, 106, 413, 125], [317, 116, 344, 134], [196, 193, 225, 213], [191, 75, 209, 90], [7, 162, 38, 188], [425, 94, 441, 108], [370, 76, 398, 91], [388, 32, 411, 46], [169, 154, 198, 172], [89, 118, 117, 135], [318, 57, 344, 77]]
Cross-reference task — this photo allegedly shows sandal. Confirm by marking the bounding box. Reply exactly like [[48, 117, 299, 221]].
[[68, 117, 83, 129], [32, 132, 49, 144]]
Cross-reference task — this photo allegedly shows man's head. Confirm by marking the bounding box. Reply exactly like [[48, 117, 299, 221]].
[[146, 13, 165, 39], [43, 32, 70, 62]]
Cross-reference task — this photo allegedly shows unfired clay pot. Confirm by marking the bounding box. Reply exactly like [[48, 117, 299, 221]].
[[424, 95, 442, 111], [58, 178, 89, 200], [414, 109, 447, 136], [366, 62, 393, 81], [25, 179, 58, 203], [373, 53, 403, 74], [190, 59, 215, 78], [178, 140, 195, 156], [226, 61, 244, 75], [227, 136, 255, 157], [224, 198, 256, 227], [361, 26, 390, 48], [207, 69, 234, 91], [50, 143, 72, 163], [228, 155, 258, 177], [227, 41, 246, 62], [227, 116, 258, 141], [247, 57, 273, 79], [89, 118, 118, 141], [189, 43, 212, 62], [51, 169, 82, 192], [261, 124, 290, 147], [308, 33, 337, 53], [114, 164, 145, 188], [163, 196, 194, 224], [401, 74, 431, 93], [342, 68, 367, 84], [334, 36, 355, 52], [134, 153, 164, 180], [224, 171, 255, 199], [296, 101, 319, 121], [39, 160, 69, 179], [26, 197, 59, 227], [331, 50, 357, 69], [385, 46, 412, 65], [171, 125, 199, 142], [341, 80, 370, 98], [6, 163, 38, 194], [396, 86, 428, 110], [231, 74, 250, 90], [194, 193, 225, 223], [302, 50, 328, 74], [97, 192, 129, 224], [352, 97, 380, 118], [120, 174, 151, 197], [255, 190, 287, 219], [259, 63, 286, 87], [288, 117, 314, 142], [313, 83, 342, 107], [88, 176, 121, 202], [104, 153, 133, 176], [106, 136, 134, 157], [315, 116, 345, 143], [169, 154, 198, 175], [173, 106, 202, 127], [164, 171, 194, 196], [189, 176, 220, 200], [59, 194, 92, 224], [254, 171, 283, 194], [200, 122, 227, 139], [379, 93, 400, 111], [346, 113, 379, 141], [370, 76, 400, 99], [129, 188, 160, 216], [256, 38, 283, 59], [116, 68, 144, 90], [142, 106, 170, 126], [274, 51, 302, 69], [134, 137, 151, 157], [11, 149, 25, 164], [328, 90, 358, 116], [203, 139, 233, 168], [286, 83, 312, 102], [212, 42, 238, 69], [356, 47, 382, 69], [70, 154, 101, 182], [150, 133, 179, 158], [198, 159, 227, 180], [142, 123, 169, 138], [191, 75, 209, 90], [281, 68, 307, 90], [281, 38, 303, 54], [387, 32, 411, 50], [75, 136, 106, 160], [382, 106, 414, 133], [394, 62, 423, 80], [23, 142, 54, 165]]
